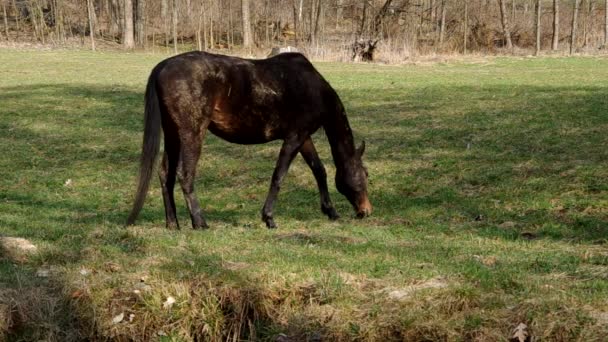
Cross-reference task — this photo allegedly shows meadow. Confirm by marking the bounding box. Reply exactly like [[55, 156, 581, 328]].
[[0, 50, 607, 341]]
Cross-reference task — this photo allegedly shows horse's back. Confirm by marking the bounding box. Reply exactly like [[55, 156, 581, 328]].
[[153, 52, 339, 144]]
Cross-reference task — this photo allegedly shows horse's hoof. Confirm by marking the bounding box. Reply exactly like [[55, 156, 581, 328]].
[[322, 206, 340, 220], [192, 219, 209, 230], [166, 223, 180, 230], [265, 219, 277, 229]]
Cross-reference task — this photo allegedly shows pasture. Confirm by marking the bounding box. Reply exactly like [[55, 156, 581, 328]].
[[0, 50, 607, 341]]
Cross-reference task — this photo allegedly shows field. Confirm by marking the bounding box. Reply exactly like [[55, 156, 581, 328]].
[[1, 50, 607, 341]]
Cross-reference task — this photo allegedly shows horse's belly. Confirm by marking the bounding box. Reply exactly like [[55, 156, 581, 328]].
[[208, 112, 280, 144]]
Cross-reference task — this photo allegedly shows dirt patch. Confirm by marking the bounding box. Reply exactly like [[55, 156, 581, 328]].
[[385, 276, 449, 301], [0, 237, 38, 263]]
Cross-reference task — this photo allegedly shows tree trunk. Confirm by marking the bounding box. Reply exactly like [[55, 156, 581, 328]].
[[535, 0, 541, 55], [357, 0, 368, 39], [336, 0, 343, 29], [87, 0, 96, 51], [123, 0, 135, 48], [605, 0, 608, 46], [53, 0, 65, 42], [439, 0, 446, 44], [2, 0, 9, 40], [312, 0, 322, 44], [242, 0, 252, 47], [110, 0, 121, 38], [552, 0, 559, 50], [498, 0, 513, 49], [570, 0, 580, 54], [172, 0, 178, 53], [583, 0, 594, 47], [135, 0, 145, 46], [298, 0, 304, 22], [197, 1, 204, 50], [464, 0, 468, 54], [11, 0, 19, 31]]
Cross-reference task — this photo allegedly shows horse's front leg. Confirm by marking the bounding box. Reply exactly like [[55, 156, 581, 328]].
[[299, 137, 339, 220], [262, 137, 304, 229]]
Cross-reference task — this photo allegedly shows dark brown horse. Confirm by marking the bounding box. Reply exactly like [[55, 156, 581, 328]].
[[127, 51, 371, 229]]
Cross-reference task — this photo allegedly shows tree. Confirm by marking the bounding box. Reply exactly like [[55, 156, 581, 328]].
[[172, 0, 178, 53], [135, 0, 146, 46], [605, 0, 608, 46], [123, 0, 135, 49], [552, 0, 559, 50], [535, 0, 542, 55], [498, 0, 513, 49], [570, 0, 580, 54], [2, 0, 9, 40], [86, 0, 96, 51], [242, 0, 252, 48], [464, 0, 469, 54], [439, 0, 446, 44], [352, 0, 395, 61]]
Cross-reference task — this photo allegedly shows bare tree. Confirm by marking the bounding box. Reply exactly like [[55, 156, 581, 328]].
[[336, 0, 343, 28], [535, 0, 541, 55], [123, 0, 135, 49], [439, 0, 446, 44], [87, 0, 96, 51], [570, 0, 581, 54], [582, 0, 595, 47], [498, 0, 513, 48], [464, 0, 469, 54], [552, 0, 559, 50], [242, 0, 252, 48], [311, 0, 322, 44], [605, 0, 608, 46], [2, 0, 9, 40], [172, 0, 178, 53], [135, 0, 146, 46]]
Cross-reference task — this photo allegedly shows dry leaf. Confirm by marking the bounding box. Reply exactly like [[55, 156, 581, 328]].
[[104, 262, 121, 272], [71, 289, 84, 299], [499, 221, 516, 229], [36, 269, 50, 278], [510, 322, 529, 342], [112, 312, 124, 324], [163, 296, 176, 309]]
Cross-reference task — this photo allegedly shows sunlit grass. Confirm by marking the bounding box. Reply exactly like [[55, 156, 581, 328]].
[[1, 50, 607, 341]]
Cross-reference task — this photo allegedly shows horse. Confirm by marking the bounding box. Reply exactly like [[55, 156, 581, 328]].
[[126, 51, 371, 229]]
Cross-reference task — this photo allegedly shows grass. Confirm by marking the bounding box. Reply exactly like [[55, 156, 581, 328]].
[[0, 50, 607, 341]]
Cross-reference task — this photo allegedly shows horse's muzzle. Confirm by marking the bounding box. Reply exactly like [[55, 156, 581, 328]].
[[356, 197, 372, 219]]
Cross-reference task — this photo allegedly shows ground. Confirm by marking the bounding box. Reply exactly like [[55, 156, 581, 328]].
[[0, 50, 607, 341]]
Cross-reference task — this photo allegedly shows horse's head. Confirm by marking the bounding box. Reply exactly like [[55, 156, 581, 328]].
[[336, 141, 372, 218]]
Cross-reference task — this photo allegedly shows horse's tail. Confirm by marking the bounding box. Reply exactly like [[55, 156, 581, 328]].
[[127, 69, 162, 226]]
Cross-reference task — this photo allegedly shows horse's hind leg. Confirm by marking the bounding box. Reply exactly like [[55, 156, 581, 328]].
[[177, 126, 209, 229], [262, 136, 306, 229], [300, 137, 339, 220], [159, 146, 179, 229]]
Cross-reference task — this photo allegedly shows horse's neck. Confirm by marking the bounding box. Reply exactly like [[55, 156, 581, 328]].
[[324, 109, 356, 170]]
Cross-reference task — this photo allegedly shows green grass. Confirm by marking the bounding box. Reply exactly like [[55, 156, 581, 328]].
[[1, 50, 607, 341]]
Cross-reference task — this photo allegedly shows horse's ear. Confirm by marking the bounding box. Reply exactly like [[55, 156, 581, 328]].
[[357, 140, 366, 157]]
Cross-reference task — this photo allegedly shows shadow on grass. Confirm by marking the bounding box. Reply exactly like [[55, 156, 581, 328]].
[[0, 255, 95, 341], [1, 81, 607, 339], [1, 82, 606, 237]]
